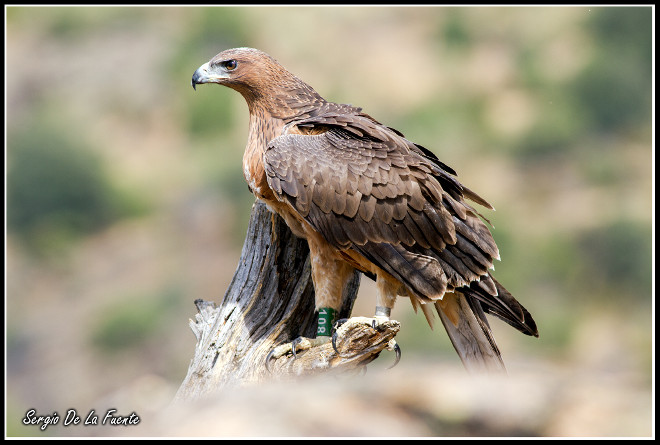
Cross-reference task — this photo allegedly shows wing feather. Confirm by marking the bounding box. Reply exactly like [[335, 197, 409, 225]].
[[264, 112, 501, 300]]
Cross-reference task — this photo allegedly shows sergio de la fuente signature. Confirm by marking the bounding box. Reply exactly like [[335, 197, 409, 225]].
[[23, 408, 140, 431]]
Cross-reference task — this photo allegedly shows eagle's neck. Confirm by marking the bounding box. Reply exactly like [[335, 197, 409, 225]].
[[241, 80, 326, 201], [241, 75, 326, 122], [242, 108, 282, 201]]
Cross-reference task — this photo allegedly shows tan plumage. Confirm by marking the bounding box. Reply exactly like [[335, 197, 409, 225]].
[[192, 47, 538, 372]]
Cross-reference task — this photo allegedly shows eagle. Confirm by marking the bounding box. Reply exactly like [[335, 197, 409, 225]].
[[191, 47, 538, 372]]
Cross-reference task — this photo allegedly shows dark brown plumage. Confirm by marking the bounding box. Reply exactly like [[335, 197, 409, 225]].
[[192, 47, 538, 372]]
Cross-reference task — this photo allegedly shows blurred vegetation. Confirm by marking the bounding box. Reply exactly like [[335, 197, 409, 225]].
[[576, 219, 652, 297], [575, 7, 651, 134], [90, 286, 182, 355], [7, 113, 148, 257], [5, 6, 653, 437]]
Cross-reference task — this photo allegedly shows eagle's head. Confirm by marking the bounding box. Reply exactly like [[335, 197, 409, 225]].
[[192, 48, 277, 90], [191, 47, 323, 117]]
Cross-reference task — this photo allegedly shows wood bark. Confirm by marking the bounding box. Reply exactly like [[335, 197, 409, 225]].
[[175, 201, 400, 402]]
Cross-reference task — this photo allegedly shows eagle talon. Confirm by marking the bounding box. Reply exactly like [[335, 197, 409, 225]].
[[331, 318, 349, 355], [333, 318, 349, 330], [387, 340, 401, 369], [331, 331, 340, 355], [331, 331, 351, 357], [290, 337, 304, 359], [265, 348, 277, 373]]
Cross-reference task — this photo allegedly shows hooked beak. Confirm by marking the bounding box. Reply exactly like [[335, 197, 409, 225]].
[[191, 62, 229, 90]]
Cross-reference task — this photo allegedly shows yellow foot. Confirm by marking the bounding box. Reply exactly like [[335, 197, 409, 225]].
[[331, 317, 401, 369], [265, 336, 331, 372]]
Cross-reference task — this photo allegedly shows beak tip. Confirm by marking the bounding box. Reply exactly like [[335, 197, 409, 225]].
[[191, 68, 202, 91]]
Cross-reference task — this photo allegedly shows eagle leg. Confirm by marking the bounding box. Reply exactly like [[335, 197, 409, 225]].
[[330, 272, 402, 367]]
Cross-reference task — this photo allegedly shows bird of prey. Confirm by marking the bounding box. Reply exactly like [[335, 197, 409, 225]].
[[191, 47, 538, 372]]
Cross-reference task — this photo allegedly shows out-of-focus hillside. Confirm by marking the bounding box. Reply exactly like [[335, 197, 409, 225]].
[[5, 6, 653, 438]]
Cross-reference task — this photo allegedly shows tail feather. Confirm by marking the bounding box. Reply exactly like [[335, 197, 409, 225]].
[[463, 275, 539, 338], [435, 293, 506, 373]]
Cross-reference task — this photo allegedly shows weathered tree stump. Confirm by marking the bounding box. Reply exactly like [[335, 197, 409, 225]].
[[175, 201, 400, 401]]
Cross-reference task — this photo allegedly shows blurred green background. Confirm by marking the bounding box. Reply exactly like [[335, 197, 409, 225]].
[[5, 6, 653, 437]]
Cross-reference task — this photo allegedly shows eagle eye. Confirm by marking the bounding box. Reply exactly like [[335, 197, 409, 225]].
[[222, 59, 238, 71]]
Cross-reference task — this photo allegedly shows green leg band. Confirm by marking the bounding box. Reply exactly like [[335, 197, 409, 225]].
[[317, 307, 337, 337]]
